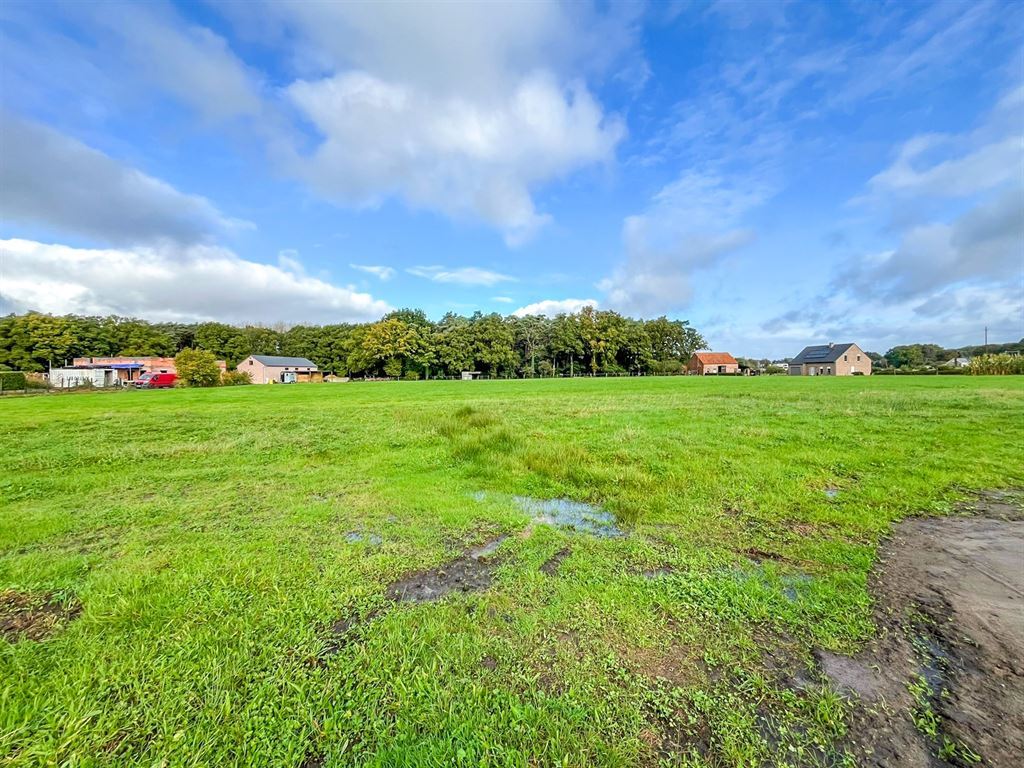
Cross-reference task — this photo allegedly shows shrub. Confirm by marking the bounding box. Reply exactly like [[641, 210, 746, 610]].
[[403, 370, 421, 381], [221, 370, 252, 386], [175, 348, 222, 387], [0, 371, 27, 391], [650, 360, 684, 376]]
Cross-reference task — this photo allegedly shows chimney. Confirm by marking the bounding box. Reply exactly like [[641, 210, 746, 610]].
[[828, 342, 834, 349]]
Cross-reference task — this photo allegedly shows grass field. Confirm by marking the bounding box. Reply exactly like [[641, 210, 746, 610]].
[[2, 376, 1022, 767]]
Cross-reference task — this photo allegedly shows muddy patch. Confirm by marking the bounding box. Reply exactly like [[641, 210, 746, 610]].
[[0, 590, 81, 642], [742, 547, 789, 564], [323, 534, 508, 656], [386, 536, 504, 603], [323, 607, 383, 656], [540, 547, 571, 575], [823, 491, 1024, 767]]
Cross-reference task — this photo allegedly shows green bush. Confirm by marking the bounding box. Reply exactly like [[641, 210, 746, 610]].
[[0, 371, 27, 391], [175, 348, 222, 387], [403, 370, 421, 381], [221, 370, 252, 386]]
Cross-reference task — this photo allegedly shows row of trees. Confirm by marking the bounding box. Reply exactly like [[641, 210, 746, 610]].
[[0, 309, 708, 379], [882, 341, 1023, 369]]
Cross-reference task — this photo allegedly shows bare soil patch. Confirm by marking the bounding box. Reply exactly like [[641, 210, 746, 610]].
[[0, 590, 81, 642], [324, 534, 508, 655], [823, 490, 1024, 767], [387, 534, 506, 602], [540, 547, 570, 575]]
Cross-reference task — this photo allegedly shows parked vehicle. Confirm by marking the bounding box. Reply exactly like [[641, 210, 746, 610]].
[[135, 372, 177, 389]]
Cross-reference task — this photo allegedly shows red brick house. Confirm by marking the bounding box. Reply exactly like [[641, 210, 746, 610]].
[[687, 352, 739, 375]]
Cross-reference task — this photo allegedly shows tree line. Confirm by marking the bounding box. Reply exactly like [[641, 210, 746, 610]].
[[0, 309, 707, 379], [881, 341, 1023, 369]]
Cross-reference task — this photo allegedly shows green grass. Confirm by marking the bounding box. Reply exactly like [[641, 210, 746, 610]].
[[1, 376, 1021, 767]]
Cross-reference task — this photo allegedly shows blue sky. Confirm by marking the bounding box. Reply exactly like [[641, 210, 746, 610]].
[[1, 0, 1021, 357]]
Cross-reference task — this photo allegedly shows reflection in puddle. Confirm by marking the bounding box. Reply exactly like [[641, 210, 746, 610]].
[[511, 496, 624, 538]]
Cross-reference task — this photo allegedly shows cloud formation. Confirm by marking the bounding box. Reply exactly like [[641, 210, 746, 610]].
[[350, 264, 396, 281], [407, 266, 516, 286], [513, 297, 598, 317], [274, 1, 628, 244], [0, 239, 391, 325], [0, 116, 248, 245], [600, 172, 761, 316]]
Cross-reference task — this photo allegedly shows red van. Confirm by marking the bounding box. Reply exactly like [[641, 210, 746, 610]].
[[135, 372, 177, 389]]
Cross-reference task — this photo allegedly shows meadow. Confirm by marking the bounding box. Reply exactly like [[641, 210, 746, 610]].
[[1, 376, 1022, 767]]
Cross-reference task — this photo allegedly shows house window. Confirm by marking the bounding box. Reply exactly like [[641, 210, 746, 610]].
[[248, 360, 253, 365], [857, 355, 861, 361], [843, 355, 848, 361]]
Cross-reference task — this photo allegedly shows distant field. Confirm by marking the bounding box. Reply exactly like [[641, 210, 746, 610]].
[[2, 377, 1022, 767]]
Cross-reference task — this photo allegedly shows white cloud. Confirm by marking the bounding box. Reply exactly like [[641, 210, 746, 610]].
[[513, 297, 598, 317], [287, 70, 622, 245], [268, 1, 631, 244], [350, 263, 396, 281], [866, 134, 1021, 199], [0, 239, 391, 325], [599, 172, 762, 316], [86, 2, 263, 123], [0, 116, 249, 245], [761, 84, 1024, 353], [491, 296, 515, 304], [407, 266, 516, 286]]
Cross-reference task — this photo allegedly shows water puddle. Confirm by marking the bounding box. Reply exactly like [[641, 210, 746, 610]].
[[824, 487, 839, 499], [345, 531, 383, 546], [641, 566, 675, 579], [511, 496, 624, 538]]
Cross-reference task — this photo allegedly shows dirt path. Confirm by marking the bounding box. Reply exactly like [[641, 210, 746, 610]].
[[820, 491, 1024, 767]]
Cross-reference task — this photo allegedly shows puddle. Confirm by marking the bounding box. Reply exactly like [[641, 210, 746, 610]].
[[386, 534, 507, 603], [467, 534, 508, 559], [541, 547, 571, 575], [344, 531, 383, 546], [780, 573, 812, 601], [641, 566, 675, 579], [511, 496, 623, 538], [824, 487, 839, 499], [0, 590, 81, 643]]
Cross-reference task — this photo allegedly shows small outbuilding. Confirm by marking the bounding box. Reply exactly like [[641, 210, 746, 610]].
[[788, 343, 871, 376], [687, 352, 739, 375], [238, 355, 318, 384], [461, 371, 482, 380], [48, 366, 119, 388]]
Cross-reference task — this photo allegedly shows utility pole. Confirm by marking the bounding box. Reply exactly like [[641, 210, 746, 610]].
[[984, 326, 988, 348]]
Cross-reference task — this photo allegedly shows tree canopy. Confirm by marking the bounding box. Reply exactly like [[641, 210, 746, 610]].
[[0, 310, 708, 379]]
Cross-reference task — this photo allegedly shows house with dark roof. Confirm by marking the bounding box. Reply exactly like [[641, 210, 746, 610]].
[[687, 351, 739, 375], [238, 355, 319, 384], [788, 343, 871, 376]]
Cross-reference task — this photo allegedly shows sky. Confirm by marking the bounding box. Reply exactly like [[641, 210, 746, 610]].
[[0, 0, 1021, 358]]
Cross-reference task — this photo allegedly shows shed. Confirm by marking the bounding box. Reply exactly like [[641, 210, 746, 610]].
[[238, 355, 318, 384], [686, 352, 739, 375]]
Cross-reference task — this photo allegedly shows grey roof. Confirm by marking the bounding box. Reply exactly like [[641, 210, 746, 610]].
[[790, 343, 856, 364], [251, 355, 317, 367]]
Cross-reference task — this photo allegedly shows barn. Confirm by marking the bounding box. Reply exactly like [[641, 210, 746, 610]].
[[686, 352, 739, 375]]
